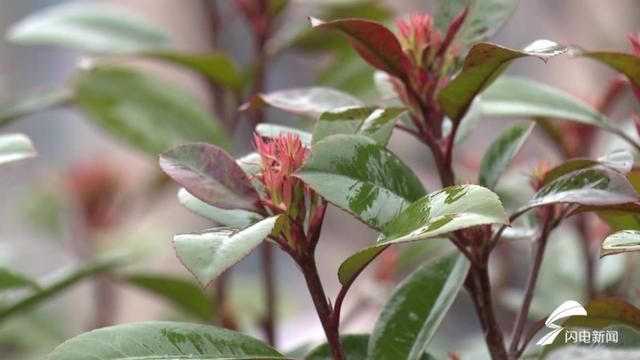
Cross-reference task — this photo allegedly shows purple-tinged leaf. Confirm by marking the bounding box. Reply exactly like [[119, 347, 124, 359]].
[[438, 40, 567, 122], [160, 143, 262, 213], [310, 17, 407, 80]]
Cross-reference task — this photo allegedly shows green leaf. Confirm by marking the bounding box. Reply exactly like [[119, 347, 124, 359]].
[[338, 184, 507, 285], [438, 41, 567, 122], [369, 252, 470, 360], [74, 66, 229, 154], [305, 334, 369, 360], [143, 51, 243, 91], [0, 257, 121, 323], [255, 124, 313, 145], [310, 17, 407, 80], [177, 188, 262, 228], [0, 88, 71, 127], [294, 135, 425, 230], [7, 2, 171, 53], [601, 230, 640, 258], [564, 298, 640, 332], [436, 0, 518, 51], [0, 267, 39, 292], [160, 143, 261, 212], [244, 87, 363, 119], [479, 122, 535, 189], [121, 273, 212, 321], [521, 168, 638, 213], [480, 76, 611, 129], [174, 216, 279, 287], [0, 133, 36, 165], [577, 50, 640, 89], [312, 107, 405, 145], [544, 150, 633, 185], [48, 321, 285, 360]]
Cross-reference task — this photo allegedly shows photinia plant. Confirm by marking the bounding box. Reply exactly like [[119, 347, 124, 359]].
[[2, 0, 640, 359]]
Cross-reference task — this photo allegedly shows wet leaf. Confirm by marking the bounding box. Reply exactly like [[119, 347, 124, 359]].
[[576, 50, 640, 89], [0, 267, 39, 292], [601, 231, 640, 258], [479, 122, 535, 189], [121, 273, 212, 321], [295, 135, 425, 230], [438, 41, 567, 122], [310, 17, 407, 80], [338, 184, 507, 285], [480, 76, 610, 129], [520, 168, 638, 213], [255, 124, 312, 145], [177, 188, 262, 228], [143, 52, 242, 90], [173, 216, 279, 287], [7, 1, 170, 53], [74, 66, 229, 154], [243, 87, 362, 119], [160, 144, 261, 212], [369, 253, 470, 360], [0, 134, 36, 165], [0, 88, 71, 127], [305, 334, 368, 360], [48, 321, 285, 360]]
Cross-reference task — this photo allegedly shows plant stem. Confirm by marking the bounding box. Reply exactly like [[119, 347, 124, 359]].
[[508, 212, 553, 357], [466, 264, 509, 360], [261, 243, 277, 345], [575, 215, 597, 300], [298, 255, 345, 360]]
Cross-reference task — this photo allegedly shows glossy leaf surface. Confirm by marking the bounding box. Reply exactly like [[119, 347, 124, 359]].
[[295, 135, 425, 230], [174, 216, 279, 287], [48, 321, 285, 360], [0, 134, 36, 165], [601, 230, 640, 258], [177, 188, 262, 228], [338, 185, 507, 285], [74, 67, 228, 154], [160, 144, 261, 212], [245, 87, 362, 119], [0, 88, 71, 126], [305, 334, 368, 360], [438, 41, 567, 122], [369, 253, 470, 360], [310, 17, 407, 80], [522, 168, 638, 213], [144, 51, 242, 90], [0, 267, 39, 292], [479, 122, 535, 189], [7, 2, 170, 52], [122, 273, 212, 321], [480, 76, 610, 129]]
